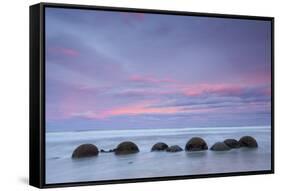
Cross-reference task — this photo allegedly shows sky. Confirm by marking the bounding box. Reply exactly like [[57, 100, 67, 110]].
[[45, 7, 271, 132]]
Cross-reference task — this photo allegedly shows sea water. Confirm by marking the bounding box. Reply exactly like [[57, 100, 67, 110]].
[[46, 126, 271, 184]]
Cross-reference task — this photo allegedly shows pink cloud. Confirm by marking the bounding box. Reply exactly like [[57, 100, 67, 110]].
[[50, 72, 270, 121], [70, 99, 216, 120], [48, 47, 79, 57], [182, 84, 242, 97], [128, 72, 271, 97], [130, 13, 145, 21], [120, 12, 146, 27], [241, 71, 271, 85], [81, 100, 180, 119], [122, 12, 145, 21], [127, 74, 250, 98], [129, 74, 178, 84]]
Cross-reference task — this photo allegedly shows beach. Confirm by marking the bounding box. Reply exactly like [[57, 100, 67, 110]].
[[46, 126, 271, 184]]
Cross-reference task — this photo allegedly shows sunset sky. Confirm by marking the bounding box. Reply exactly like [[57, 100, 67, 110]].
[[45, 8, 271, 131]]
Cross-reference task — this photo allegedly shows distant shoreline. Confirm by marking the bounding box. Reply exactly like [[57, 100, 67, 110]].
[[46, 125, 271, 134]]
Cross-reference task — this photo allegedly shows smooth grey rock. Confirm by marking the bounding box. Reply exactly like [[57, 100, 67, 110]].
[[239, 136, 258, 148], [224, 139, 241, 149], [210, 142, 231, 151], [185, 137, 208, 151], [72, 144, 99, 159], [166, 145, 183, 152], [115, 141, 139, 155], [151, 142, 169, 151]]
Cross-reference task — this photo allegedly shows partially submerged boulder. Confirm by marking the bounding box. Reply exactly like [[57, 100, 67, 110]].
[[72, 144, 99, 159], [210, 142, 231, 151], [185, 137, 208, 151], [239, 136, 258, 148], [224, 139, 240, 149], [115, 141, 139, 155], [166, 145, 183, 152], [151, 142, 169, 151]]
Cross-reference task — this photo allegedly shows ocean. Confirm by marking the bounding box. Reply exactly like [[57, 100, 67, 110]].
[[46, 126, 271, 184]]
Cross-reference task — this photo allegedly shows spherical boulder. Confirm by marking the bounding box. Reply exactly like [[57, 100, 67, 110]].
[[114, 141, 139, 155], [166, 145, 183, 152], [72, 144, 99, 159], [210, 142, 231, 151], [185, 137, 208, 151], [151, 142, 169, 151], [239, 136, 258, 148], [224, 139, 240, 149]]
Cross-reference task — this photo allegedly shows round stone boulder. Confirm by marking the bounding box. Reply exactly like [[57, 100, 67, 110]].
[[239, 136, 258, 148], [72, 144, 99, 159], [166, 145, 183, 152], [210, 142, 231, 151], [224, 139, 241, 149], [185, 137, 208, 151], [151, 142, 169, 151], [115, 141, 139, 155]]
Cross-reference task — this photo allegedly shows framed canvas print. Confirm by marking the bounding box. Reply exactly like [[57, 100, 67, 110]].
[[29, 2, 274, 188]]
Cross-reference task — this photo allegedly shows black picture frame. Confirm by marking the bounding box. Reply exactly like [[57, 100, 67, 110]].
[[30, 2, 275, 189]]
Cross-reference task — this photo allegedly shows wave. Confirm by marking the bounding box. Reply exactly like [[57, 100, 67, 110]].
[[46, 125, 270, 143]]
